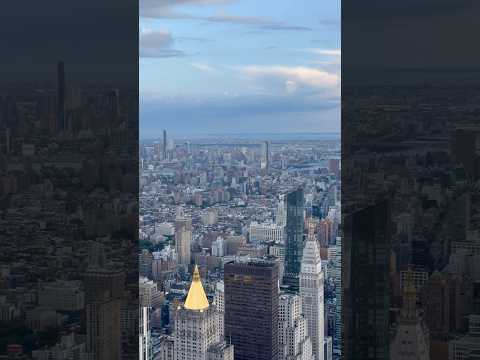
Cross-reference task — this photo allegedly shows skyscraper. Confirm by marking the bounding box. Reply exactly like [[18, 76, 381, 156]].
[[284, 188, 305, 292], [84, 243, 124, 360], [214, 281, 225, 339], [278, 292, 314, 360], [140, 306, 151, 360], [261, 141, 269, 172], [140, 277, 157, 360], [175, 209, 192, 268], [174, 266, 219, 360], [154, 141, 161, 158], [331, 237, 342, 358], [343, 201, 391, 360], [300, 236, 325, 360], [390, 269, 429, 360], [163, 129, 167, 160], [57, 61, 66, 132], [224, 260, 279, 360], [276, 195, 287, 227]]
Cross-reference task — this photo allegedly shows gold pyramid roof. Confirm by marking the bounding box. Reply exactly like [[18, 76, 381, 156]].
[[184, 265, 209, 311]]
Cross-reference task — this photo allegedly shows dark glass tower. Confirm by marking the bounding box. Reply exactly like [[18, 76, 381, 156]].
[[283, 188, 305, 292], [224, 260, 279, 360], [343, 200, 391, 360]]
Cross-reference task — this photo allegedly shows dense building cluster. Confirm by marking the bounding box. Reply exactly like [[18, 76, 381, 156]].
[[342, 86, 480, 360], [0, 62, 138, 359], [139, 132, 341, 360]]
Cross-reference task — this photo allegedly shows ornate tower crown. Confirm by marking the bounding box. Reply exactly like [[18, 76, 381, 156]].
[[184, 265, 210, 311]]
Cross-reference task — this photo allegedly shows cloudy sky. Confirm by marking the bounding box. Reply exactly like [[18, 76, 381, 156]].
[[140, 0, 340, 138]]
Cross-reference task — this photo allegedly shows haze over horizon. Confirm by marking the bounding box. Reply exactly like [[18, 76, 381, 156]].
[[140, 0, 340, 138]]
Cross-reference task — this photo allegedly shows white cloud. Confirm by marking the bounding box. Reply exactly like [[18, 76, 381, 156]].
[[304, 48, 341, 56], [285, 80, 298, 94], [310, 59, 341, 65], [140, 29, 173, 48], [191, 62, 215, 72], [140, 29, 186, 58], [238, 65, 339, 93]]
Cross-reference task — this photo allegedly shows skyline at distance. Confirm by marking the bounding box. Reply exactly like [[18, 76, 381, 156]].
[[140, 0, 340, 138]]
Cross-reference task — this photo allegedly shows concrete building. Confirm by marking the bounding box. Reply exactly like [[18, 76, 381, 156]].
[[212, 237, 226, 257], [38, 280, 85, 312], [84, 243, 124, 360], [390, 270, 429, 360], [250, 221, 285, 244], [175, 209, 192, 268], [279, 293, 314, 360], [449, 315, 480, 360], [158, 335, 174, 360], [202, 209, 218, 226], [32, 333, 86, 360], [140, 306, 151, 360], [207, 341, 234, 360], [214, 281, 225, 338], [140, 277, 157, 360], [174, 266, 219, 360]]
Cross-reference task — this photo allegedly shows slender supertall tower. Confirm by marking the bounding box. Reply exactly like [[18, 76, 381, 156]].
[[283, 188, 305, 292], [163, 129, 167, 160], [57, 61, 66, 132], [261, 141, 269, 172], [300, 235, 325, 360]]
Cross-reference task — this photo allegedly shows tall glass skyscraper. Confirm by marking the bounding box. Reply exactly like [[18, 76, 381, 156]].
[[283, 188, 305, 292], [343, 201, 391, 360]]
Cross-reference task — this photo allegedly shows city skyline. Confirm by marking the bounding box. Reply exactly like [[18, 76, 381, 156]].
[[139, 133, 341, 359], [2, 1, 479, 360]]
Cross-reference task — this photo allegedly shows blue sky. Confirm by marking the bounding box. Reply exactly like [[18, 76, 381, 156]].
[[140, 0, 340, 138]]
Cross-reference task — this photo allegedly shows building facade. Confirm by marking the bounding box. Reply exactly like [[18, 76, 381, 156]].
[[300, 237, 325, 360], [250, 221, 285, 244], [175, 210, 192, 267], [207, 341, 234, 360], [284, 188, 305, 292], [278, 293, 314, 360], [224, 260, 279, 360]]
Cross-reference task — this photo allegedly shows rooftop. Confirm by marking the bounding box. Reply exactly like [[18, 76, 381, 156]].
[[183, 265, 209, 311]]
